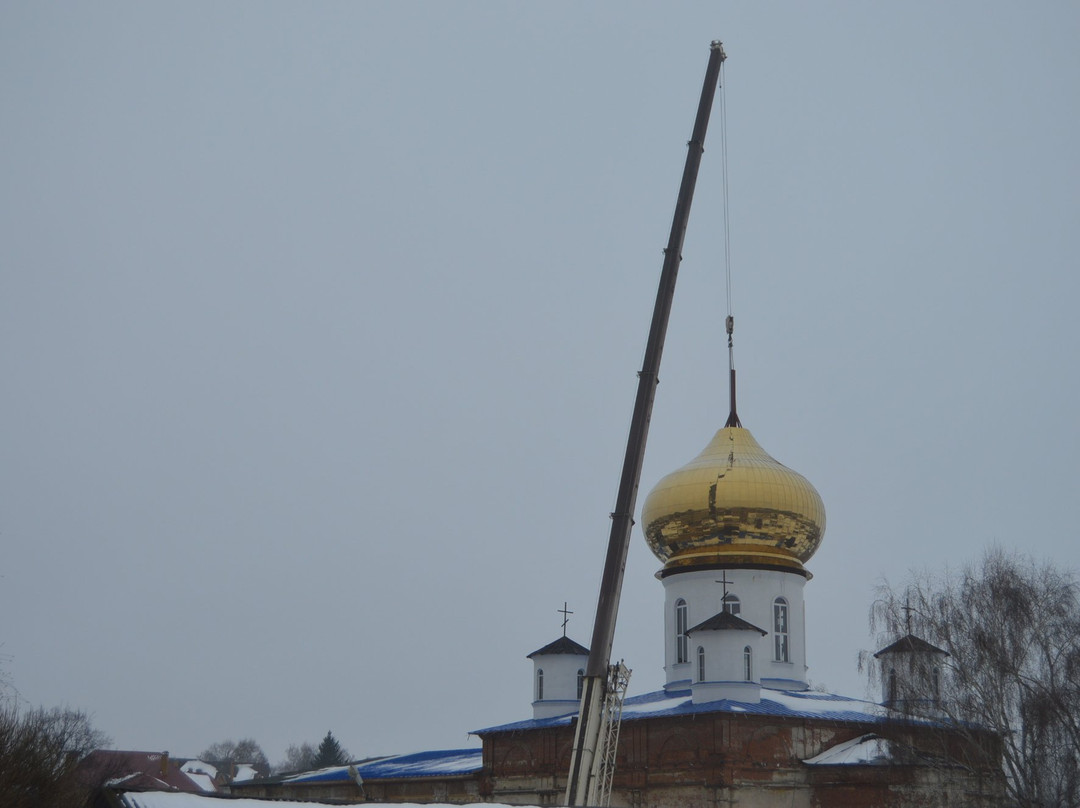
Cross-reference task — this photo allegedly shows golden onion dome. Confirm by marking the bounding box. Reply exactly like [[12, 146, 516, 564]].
[[641, 426, 825, 576]]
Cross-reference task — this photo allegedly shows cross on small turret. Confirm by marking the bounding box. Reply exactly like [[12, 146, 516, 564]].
[[715, 571, 740, 614], [558, 602, 574, 637], [715, 571, 732, 600]]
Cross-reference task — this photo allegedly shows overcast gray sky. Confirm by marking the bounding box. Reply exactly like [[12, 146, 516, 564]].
[[2, 2, 1078, 766]]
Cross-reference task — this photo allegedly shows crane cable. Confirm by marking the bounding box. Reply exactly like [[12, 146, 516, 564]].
[[719, 60, 741, 428], [720, 60, 733, 327]]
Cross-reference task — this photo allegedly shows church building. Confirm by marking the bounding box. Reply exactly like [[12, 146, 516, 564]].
[[233, 417, 1004, 808], [471, 420, 1003, 807]]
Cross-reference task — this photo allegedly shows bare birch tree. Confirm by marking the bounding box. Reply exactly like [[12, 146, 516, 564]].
[[866, 548, 1080, 808]]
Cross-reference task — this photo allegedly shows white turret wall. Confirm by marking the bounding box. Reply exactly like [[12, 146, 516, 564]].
[[662, 568, 809, 694], [531, 652, 587, 720], [689, 629, 764, 704]]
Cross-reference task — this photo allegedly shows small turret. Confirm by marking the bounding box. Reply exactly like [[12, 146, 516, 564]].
[[874, 634, 949, 717], [687, 610, 768, 704], [527, 636, 589, 720]]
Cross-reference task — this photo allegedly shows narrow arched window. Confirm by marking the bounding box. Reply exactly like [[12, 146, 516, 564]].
[[931, 667, 941, 706], [888, 668, 897, 705], [743, 645, 753, 681], [675, 599, 688, 664], [697, 646, 706, 682], [722, 593, 741, 616], [773, 598, 789, 662], [576, 669, 584, 700], [536, 669, 544, 701]]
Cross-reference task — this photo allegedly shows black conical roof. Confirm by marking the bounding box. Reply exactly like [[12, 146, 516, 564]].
[[873, 634, 948, 658], [688, 610, 768, 636], [526, 636, 590, 659]]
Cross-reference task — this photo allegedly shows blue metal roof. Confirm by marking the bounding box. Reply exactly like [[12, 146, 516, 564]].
[[473, 687, 892, 735], [286, 748, 483, 783]]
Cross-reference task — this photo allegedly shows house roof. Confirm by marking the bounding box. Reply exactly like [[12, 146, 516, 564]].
[[526, 636, 590, 659], [873, 634, 949, 658], [78, 750, 214, 793], [688, 610, 768, 635]]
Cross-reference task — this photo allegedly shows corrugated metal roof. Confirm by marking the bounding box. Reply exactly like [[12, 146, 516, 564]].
[[473, 687, 894, 735], [284, 748, 482, 783]]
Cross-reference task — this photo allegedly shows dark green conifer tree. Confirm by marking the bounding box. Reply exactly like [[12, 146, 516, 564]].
[[313, 730, 349, 768]]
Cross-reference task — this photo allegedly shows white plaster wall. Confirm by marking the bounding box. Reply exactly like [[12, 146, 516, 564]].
[[531, 652, 588, 719], [661, 568, 809, 694], [692, 629, 754, 683], [689, 629, 765, 703]]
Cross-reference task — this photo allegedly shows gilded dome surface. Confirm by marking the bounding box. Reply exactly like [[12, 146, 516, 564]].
[[642, 426, 825, 574]]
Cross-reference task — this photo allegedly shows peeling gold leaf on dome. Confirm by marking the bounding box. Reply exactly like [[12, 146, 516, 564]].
[[641, 427, 825, 574]]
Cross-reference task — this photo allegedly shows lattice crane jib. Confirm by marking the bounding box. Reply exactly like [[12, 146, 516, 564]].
[[594, 662, 631, 807]]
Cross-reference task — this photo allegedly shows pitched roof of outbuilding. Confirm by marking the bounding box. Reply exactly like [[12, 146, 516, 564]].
[[688, 610, 768, 636], [526, 636, 590, 659], [276, 749, 483, 784], [77, 750, 213, 793], [873, 634, 949, 658]]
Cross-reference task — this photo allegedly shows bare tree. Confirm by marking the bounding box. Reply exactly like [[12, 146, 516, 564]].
[[0, 705, 111, 808], [277, 741, 317, 774], [199, 737, 271, 779], [865, 548, 1080, 808], [276, 732, 351, 774]]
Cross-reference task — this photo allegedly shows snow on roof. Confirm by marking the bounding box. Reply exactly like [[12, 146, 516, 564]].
[[231, 763, 258, 782], [803, 733, 893, 765], [179, 771, 215, 792], [106, 773, 154, 788], [80, 750, 210, 794], [284, 748, 483, 784], [179, 760, 217, 779], [474, 686, 893, 734], [177, 761, 216, 792], [118, 792, 515, 808]]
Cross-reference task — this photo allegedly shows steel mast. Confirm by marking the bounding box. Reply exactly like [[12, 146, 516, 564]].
[[564, 40, 726, 807]]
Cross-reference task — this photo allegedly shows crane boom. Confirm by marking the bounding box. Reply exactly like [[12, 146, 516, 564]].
[[564, 41, 726, 807]]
